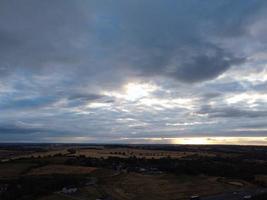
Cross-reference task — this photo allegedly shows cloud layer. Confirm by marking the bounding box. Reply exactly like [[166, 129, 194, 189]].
[[0, 0, 267, 144]]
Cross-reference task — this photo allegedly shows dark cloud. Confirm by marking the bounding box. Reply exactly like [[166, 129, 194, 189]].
[[168, 47, 245, 82], [0, 96, 57, 110], [0, 124, 44, 135], [67, 93, 104, 101], [65, 93, 108, 108], [0, 0, 264, 83], [0, 29, 22, 50], [202, 92, 222, 99], [253, 82, 267, 92], [241, 122, 267, 129], [198, 105, 267, 118], [206, 81, 246, 93]]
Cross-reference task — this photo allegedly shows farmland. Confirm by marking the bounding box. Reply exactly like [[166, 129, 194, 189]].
[[101, 173, 254, 200], [0, 144, 267, 200], [73, 147, 215, 159], [27, 165, 97, 176]]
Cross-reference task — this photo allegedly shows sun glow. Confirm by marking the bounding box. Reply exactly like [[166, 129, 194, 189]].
[[172, 137, 211, 145], [103, 82, 158, 101], [171, 137, 267, 145], [124, 83, 157, 101]]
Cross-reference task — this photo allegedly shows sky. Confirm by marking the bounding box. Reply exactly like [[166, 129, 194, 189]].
[[1, 0, 267, 144]]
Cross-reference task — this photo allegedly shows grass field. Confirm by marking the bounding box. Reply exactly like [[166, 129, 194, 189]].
[[38, 194, 73, 200], [255, 175, 267, 186], [0, 149, 70, 162], [36, 170, 255, 200], [27, 164, 97, 175], [37, 181, 104, 200], [100, 172, 254, 200]]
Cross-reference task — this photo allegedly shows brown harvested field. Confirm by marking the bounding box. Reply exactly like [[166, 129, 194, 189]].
[[74, 148, 216, 159], [0, 162, 37, 178], [27, 164, 97, 175], [255, 175, 267, 185], [1, 149, 70, 162], [101, 172, 255, 200], [20, 149, 69, 158]]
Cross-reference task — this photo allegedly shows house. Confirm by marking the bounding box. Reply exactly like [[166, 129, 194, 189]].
[[62, 187, 77, 194], [190, 195, 200, 200], [86, 177, 98, 186], [138, 167, 146, 172], [0, 184, 8, 194], [96, 196, 113, 200]]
